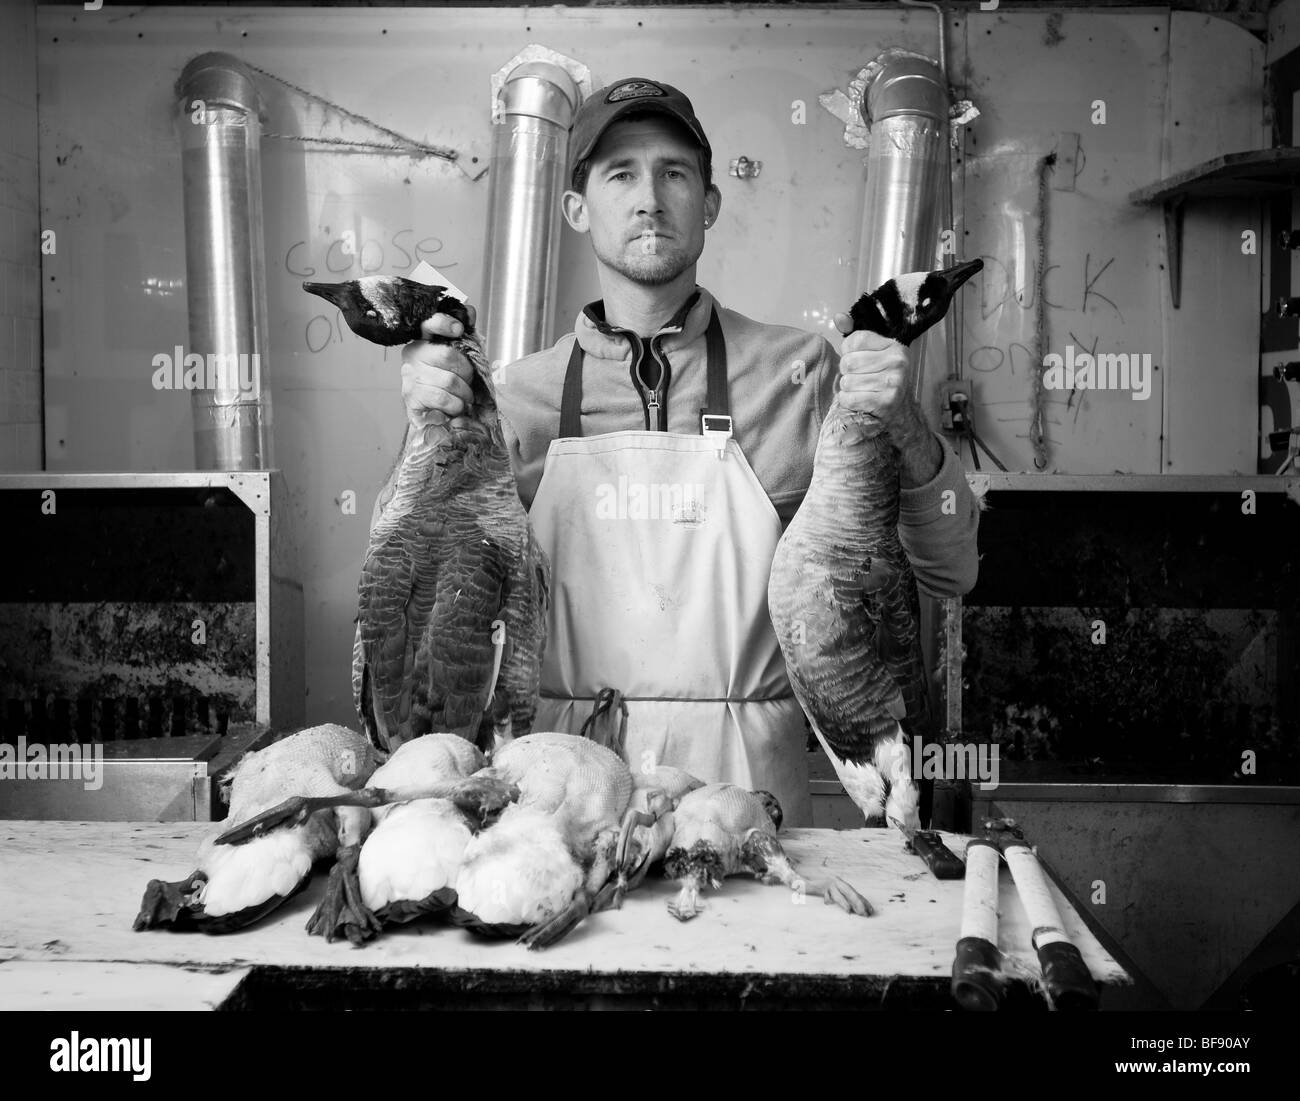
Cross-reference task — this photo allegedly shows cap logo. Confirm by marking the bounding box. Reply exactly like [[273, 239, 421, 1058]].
[[606, 80, 666, 103]]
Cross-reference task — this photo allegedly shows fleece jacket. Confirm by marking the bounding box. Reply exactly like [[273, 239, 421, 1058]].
[[494, 283, 979, 598]]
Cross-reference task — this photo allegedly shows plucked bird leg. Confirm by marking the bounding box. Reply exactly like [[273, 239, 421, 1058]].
[[519, 827, 620, 950], [132, 871, 207, 931], [305, 806, 382, 945], [667, 871, 707, 922], [595, 790, 670, 915], [740, 830, 874, 916], [592, 790, 673, 912], [215, 775, 519, 844]]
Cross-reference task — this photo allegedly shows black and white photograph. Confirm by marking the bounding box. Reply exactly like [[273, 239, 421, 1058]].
[[0, 0, 1295, 1063]]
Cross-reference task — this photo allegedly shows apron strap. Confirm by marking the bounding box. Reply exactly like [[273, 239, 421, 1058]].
[[558, 337, 585, 439], [702, 306, 729, 419], [558, 305, 729, 439]]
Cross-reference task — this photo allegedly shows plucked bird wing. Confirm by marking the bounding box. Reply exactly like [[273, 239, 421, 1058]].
[[222, 725, 378, 822], [632, 765, 705, 803]]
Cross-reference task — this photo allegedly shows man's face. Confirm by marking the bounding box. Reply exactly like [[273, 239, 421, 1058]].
[[563, 117, 721, 288]]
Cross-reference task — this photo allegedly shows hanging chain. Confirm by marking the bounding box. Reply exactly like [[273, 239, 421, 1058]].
[[243, 61, 460, 162]]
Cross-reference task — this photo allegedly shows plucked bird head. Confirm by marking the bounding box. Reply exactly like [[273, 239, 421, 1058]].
[[303, 276, 473, 347], [847, 258, 983, 347], [752, 789, 783, 832], [662, 838, 725, 889]]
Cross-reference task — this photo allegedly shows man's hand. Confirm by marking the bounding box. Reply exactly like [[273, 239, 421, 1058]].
[[833, 312, 943, 487], [400, 304, 479, 428]]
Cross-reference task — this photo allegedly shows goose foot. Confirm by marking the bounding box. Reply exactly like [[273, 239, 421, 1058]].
[[667, 880, 703, 922], [306, 844, 382, 945], [133, 871, 207, 931], [742, 831, 874, 916]]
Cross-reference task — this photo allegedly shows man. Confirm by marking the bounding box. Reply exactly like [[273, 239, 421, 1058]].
[[400, 78, 978, 825]]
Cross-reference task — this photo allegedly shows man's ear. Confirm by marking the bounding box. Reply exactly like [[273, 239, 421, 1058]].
[[562, 189, 589, 233], [704, 183, 722, 227]]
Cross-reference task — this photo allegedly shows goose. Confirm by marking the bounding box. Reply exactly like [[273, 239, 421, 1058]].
[[663, 783, 873, 921], [767, 260, 982, 835], [303, 277, 550, 754], [328, 732, 489, 943], [303, 732, 493, 944], [133, 724, 381, 934], [451, 732, 655, 949]]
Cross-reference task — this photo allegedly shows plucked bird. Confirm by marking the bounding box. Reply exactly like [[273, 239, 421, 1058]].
[[595, 764, 704, 911], [451, 732, 652, 948], [133, 724, 381, 934], [662, 783, 873, 921], [316, 732, 492, 944], [297, 732, 497, 944], [767, 260, 982, 836], [304, 277, 550, 754]]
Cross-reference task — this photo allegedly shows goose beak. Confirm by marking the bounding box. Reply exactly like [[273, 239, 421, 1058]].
[[936, 258, 983, 301], [302, 281, 348, 306]]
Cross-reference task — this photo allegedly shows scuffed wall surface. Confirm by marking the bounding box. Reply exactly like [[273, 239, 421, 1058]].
[[33, 5, 1266, 726]]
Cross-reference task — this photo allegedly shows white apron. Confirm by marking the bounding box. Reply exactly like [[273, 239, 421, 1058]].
[[528, 305, 812, 826]]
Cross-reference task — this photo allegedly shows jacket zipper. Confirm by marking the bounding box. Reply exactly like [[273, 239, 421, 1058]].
[[648, 341, 671, 431], [628, 332, 663, 431]]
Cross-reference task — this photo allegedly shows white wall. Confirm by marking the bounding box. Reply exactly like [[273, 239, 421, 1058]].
[[0, 0, 41, 470], [28, 5, 1271, 727]]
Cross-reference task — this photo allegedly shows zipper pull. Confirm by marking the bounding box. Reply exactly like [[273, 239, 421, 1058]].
[[647, 396, 661, 430]]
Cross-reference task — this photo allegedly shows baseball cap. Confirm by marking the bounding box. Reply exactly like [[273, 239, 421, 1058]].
[[567, 78, 712, 189]]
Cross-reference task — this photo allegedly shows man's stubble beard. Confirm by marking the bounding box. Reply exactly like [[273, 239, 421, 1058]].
[[599, 240, 695, 287]]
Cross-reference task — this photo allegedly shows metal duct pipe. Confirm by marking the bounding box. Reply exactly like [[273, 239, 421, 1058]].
[[175, 52, 271, 471], [481, 61, 581, 369], [855, 51, 952, 401]]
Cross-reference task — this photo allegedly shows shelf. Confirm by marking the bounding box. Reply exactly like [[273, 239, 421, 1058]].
[[1129, 148, 1300, 205], [1129, 147, 1300, 309], [963, 472, 1300, 495]]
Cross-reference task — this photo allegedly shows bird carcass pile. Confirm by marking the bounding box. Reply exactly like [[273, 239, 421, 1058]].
[[768, 261, 983, 838], [133, 271, 880, 948], [131, 725, 517, 934], [134, 728, 875, 945]]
